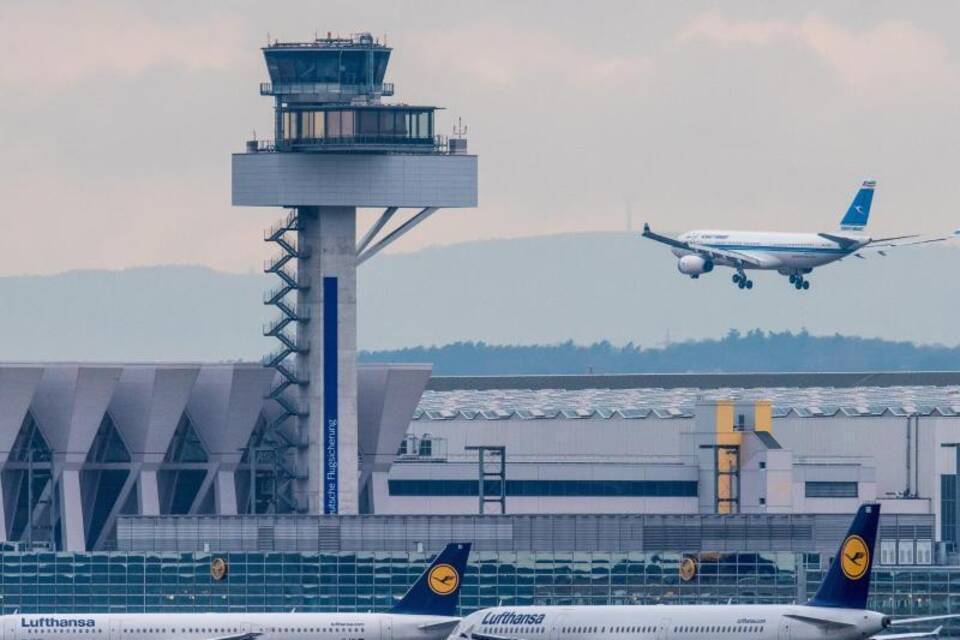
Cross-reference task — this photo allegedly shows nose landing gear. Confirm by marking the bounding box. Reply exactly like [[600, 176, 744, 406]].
[[732, 272, 753, 290]]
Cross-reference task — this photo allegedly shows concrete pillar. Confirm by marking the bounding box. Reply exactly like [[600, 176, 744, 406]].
[[139, 468, 161, 516], [296, 206, 359, 514], [59, 467, 86, 552], [215, 469, 239, 515]]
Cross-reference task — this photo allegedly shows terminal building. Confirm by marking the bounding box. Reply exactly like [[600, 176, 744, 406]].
[[1, 30, 960, 626]]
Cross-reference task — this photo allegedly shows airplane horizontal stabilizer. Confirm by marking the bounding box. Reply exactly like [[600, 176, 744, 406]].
[[203, 633, 263, 640], [784, 614, 857, 630], [419, 620, 462, 632], [818, 233, 862, 249], [469, 631, 522, 640], [870, 626, 944, 640]]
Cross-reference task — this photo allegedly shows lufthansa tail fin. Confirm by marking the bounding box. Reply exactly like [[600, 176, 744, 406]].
[[391, 543, 471, 617], [840, 180, 877, 231], [808, 503, 880, 609]]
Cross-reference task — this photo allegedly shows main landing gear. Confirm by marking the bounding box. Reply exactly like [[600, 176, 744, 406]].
[[788, 274, 811, 291], [732, 272, 753, 290]]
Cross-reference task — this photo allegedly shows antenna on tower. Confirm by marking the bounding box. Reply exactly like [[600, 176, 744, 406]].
[[449, 117, 469, 155], [452, 116, 468, 138]]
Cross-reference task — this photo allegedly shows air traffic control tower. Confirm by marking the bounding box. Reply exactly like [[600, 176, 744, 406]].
[[232, 33, 477, 515]]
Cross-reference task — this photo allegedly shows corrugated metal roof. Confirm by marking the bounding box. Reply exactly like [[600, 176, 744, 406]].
[[414, 385, 960, 421]]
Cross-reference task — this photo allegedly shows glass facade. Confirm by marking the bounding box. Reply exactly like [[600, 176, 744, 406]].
[[0, 550, 957, 629], [943, 474, 957, 550], [265, 50, 390, 86], [0, 550, 796, 614], [279, 108, 434, 149]]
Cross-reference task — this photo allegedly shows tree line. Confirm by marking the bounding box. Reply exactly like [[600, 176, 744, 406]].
[[359, 330, 960, 375]]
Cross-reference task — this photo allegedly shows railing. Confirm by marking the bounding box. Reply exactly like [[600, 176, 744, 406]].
[[260, 81, 394, 97]]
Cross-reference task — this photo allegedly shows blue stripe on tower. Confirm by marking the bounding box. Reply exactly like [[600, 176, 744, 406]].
[[322, 276, 339, 514]]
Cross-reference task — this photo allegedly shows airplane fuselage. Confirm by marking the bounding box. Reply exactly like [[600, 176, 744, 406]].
[[0, 613, 457, 640], [458, 605, 888, 640], [672, 231, 869, 272]]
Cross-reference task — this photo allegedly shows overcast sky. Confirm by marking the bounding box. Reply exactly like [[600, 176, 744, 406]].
[[2, 0, 960, 276]]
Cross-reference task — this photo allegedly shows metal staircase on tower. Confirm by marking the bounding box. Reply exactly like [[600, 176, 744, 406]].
[[260, 209, 311, 513]]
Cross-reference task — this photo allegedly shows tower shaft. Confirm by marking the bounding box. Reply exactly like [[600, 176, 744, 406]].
[[295, 207, 359, 514]]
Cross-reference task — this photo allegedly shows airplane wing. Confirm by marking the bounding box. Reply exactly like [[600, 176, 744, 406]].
[[870, 626, 944, 640], [641, 223, 689, 250], [868, 234, 921, 243], [819, 231, 952, 257], [868, 236, 950, 249], [890, 615, 960, 626], [642, 224, 765, 268], [844, 233, 953, 258], [687, 243, 766, 267]]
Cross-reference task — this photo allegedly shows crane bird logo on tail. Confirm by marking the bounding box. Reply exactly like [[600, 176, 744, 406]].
[[840, 534, 870, 580], [428, 563, 460, 595]]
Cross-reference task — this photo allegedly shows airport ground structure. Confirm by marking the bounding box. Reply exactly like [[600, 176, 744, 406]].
[[1, 364, 960, 621]]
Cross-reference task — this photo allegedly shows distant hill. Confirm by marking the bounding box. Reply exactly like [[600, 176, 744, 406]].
[[0, 232, 957, 362]]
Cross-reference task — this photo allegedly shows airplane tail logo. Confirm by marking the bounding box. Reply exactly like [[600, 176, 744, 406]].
[[808, 503, 880, 609], [840, 180, 876, 231], [428, 563, 460, 595], [840, 535, 870, 580]]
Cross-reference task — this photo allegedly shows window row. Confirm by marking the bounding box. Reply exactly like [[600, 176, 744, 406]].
[[388, 479, 699, 497], [804, 481, 858, 498], [280, 109, 434, 143]]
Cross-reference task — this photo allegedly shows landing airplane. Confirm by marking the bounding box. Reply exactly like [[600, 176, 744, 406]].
[[0, 543, 471, 640], [452, 504, 957, 640], [642, 181, 950, 291]]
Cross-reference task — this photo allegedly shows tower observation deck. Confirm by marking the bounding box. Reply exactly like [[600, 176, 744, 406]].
[[232, 32, 478, 515]]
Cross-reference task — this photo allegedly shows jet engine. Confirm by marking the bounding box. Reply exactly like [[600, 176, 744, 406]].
[[677, 255, 714, 275]]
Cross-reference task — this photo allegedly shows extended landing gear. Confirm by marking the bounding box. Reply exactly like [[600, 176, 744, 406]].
[[788, 274, 811, 291], [732, 273, 753, 290]]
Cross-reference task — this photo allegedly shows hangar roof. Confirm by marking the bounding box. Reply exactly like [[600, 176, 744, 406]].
[[414, 384, 960, 421]]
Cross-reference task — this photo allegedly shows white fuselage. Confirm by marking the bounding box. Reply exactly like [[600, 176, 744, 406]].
[[457, 605, 887, 640], [0, 613, 457, 640], [673, 231, 868, 272]]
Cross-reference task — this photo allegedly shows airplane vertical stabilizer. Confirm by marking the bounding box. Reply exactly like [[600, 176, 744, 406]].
[[840, 180, 876, 230], [808, 503, 880, 609], [391, 543, 472, 616]]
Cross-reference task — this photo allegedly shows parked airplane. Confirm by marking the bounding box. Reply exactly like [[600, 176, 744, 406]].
[[0, 543, 471, 640], [642, 180, 949, 291], [453, 505, 955, 640]]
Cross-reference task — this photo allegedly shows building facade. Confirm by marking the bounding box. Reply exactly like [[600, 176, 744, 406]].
[[2, 366, 960, 627], [0, 363, 430, 552]]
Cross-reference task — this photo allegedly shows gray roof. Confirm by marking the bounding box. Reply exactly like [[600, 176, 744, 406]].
[[414, 384, 960, 421]]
